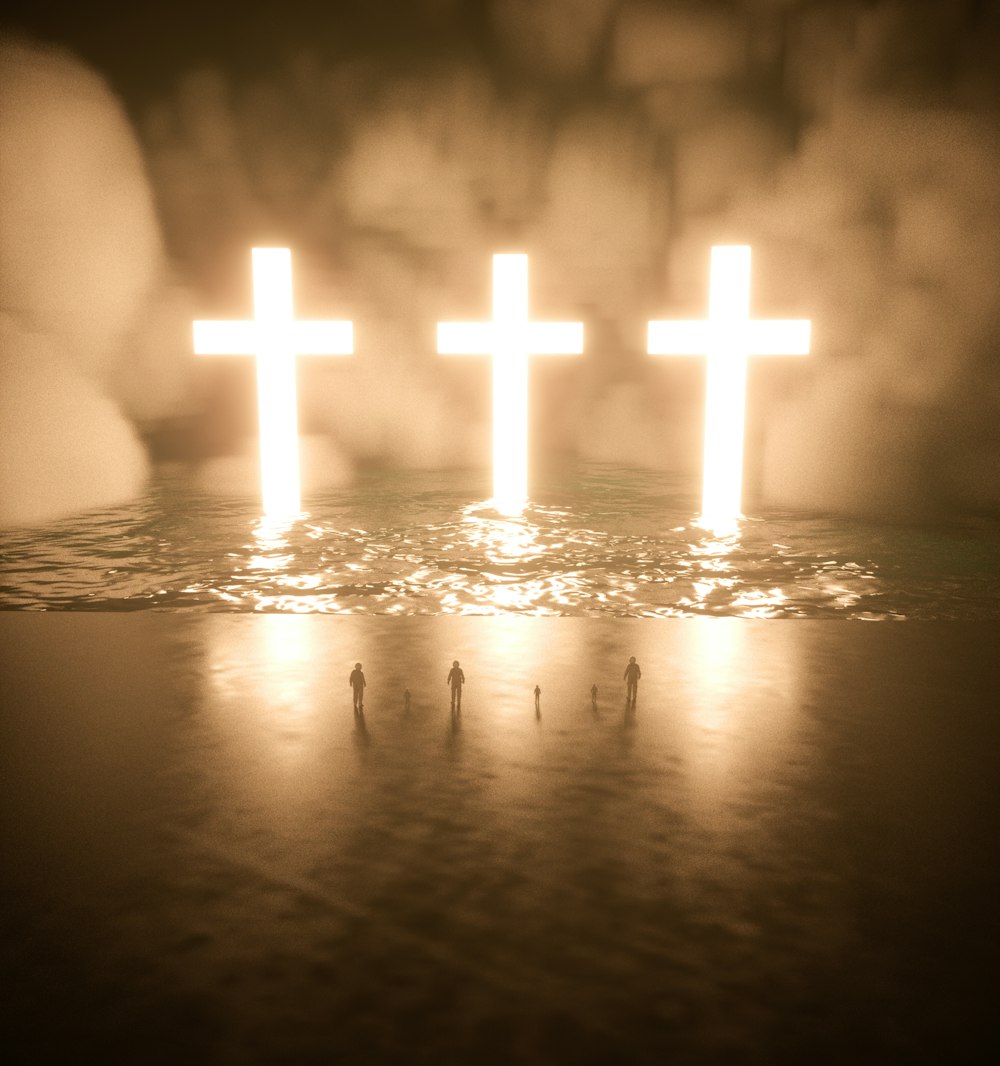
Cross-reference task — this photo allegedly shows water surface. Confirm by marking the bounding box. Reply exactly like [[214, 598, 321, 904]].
[[2, 464, 998, 617]]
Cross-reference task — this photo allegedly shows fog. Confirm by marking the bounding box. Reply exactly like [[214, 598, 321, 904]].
[[0, 40, 159, 525], [2, 0, 999, 526]]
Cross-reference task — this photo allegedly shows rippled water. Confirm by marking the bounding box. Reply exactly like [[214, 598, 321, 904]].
[[2, 464, 999, 617]]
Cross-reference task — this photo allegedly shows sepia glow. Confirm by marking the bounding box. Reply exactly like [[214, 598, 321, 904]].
[[438, 254, 583, 515], [649, 246, 810, 531], [194, 248, 353, 518]]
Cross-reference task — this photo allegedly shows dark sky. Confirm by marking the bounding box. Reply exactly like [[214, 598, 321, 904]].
[[5, 1, 1000, 111], [0, 0, 493, 106]]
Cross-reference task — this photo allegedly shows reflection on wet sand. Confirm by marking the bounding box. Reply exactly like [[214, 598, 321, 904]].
[[2, 615, 998, 1062]]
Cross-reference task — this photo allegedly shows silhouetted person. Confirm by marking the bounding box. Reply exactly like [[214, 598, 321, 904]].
[[349, 661, 366, 712], [591, 683, 598, 708], [534, 685, 541, 713], [404, 688, 411, 712], [447, 660, 465, 711], [624, 656, 641, 706]]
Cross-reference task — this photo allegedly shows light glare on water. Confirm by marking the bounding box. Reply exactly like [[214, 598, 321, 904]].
[[1, 465, 998, 617]]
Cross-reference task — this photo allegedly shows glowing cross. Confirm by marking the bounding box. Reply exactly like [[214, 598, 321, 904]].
[[194, 248, 353, 518], [438, 254, 583, 514], [648, 245, 810, 531]]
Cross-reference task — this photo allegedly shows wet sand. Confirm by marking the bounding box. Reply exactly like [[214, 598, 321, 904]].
[[2, 616, 998, 1063]]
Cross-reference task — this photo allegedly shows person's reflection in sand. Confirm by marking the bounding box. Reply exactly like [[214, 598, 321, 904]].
[[448, 706, 462, 743], [591, 683, 598, 710], [353, 708, 370, 749]]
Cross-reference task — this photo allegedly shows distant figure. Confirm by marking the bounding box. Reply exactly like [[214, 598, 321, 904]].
[[447, 660, 465, 711], [534, 685, 541, 713], [624, 656, 641, 706], [591, 683, 598, 708], [349, 661, 366, 712], [404, 688, 411, 712]]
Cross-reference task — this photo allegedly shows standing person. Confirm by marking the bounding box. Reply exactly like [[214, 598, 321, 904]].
[[623, 656, 641, 706], [349, 662, 366, 712], [534, 685, 541, 713], [447, 660, 465, 711]]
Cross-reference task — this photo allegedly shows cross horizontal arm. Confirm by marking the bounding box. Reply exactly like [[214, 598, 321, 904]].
[[745, 319, 810, 355], [292, 321, 354, 354], [647, 320, 712, 355], [525, 322, 584, 354], [193, 321, 258, 355], [194, 320, 354, 355], [648, 319, 811, 356], [437, 323, 496, 355]]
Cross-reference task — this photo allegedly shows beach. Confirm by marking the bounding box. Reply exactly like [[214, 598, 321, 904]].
[[2, 615, 998, 1063]]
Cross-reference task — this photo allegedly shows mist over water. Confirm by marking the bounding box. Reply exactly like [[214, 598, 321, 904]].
[[2, 2, 1000, 529]]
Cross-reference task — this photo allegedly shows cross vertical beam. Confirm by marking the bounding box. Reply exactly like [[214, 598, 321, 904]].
[[438, 254, 583, 514], [648, 246, 810, 530], [193, 248, 353, 518]]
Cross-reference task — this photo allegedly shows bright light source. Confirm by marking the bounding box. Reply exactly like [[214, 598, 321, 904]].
[[438, 254, 583, 514], [194, 248, 353, 518], [648, 246, 810, 531]]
